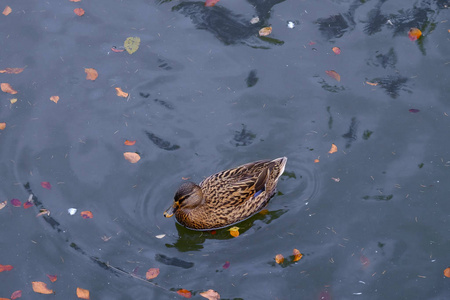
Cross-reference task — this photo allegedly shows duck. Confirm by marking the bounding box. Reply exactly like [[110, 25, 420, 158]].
[[164, 157, 287, 230]]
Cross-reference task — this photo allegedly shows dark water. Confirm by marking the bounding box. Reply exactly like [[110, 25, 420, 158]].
[[1, 0, 450, 299]]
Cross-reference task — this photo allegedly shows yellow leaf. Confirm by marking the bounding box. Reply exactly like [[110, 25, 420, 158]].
[[115, 87, 128, 98], [275, 254, 284, 264], [292, 249, 303, 262], [76, 287, 90, 299], [328, 143, 337, 154], [32, 281, 54, 294], [2, 6, 12, 16], [200, 289, 220, 300], [229, 226, 239, 237], [259, 27, 272, 36], [50, 95, 59, 103], [124, 37, 141, 54], [10, 98, 17, 104], [124, 152, 141, 163]]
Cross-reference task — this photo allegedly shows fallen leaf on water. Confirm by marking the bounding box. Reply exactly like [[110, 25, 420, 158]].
[[444, 267, 450, 278], [146, 268, 160, 280], [408, 28, 422, 41], [50, 96, 59, 104], [23, 201, 34, 209], [124, 152, 141, 163], [200, 289, 220, 300], [115, 87, 128, 98], [0, 123, 5, 130], [10, 98, 17, 104], [70, 0, 81, 2], [365, 81, 378, 86], [111, 46, 125, 53], [229, 226, 239, 237], [32, 281, 53, 294], [155, 234, 165, 239], [80, 211, 93, 219], [0, 264, 13, 272], [47, 274, 58, 282], [259, 26, 272, 36], [11, 290, 22, 299], [0, 200, 6, 210], [182, 177, 190, 180], [325, 70, 340, 82], [41, 182, 52, 190], [36, 209, 50, 217], [76, 287, 90, 299], [68, 208, 77, 215], [328, 143, 337, 154], [250, 16, 259, 24], [332, 47, 341, 54], [2, 6, 11, 16], [124, 37, 140, 55], [222, 261, 230, 269], [210, 230, 216, 235], [314, 157, 320, 163], [85, 68, 98, 81], [74, 8, 85, 16], [0, 67, 25, 74], [124, 140, 136, 146], [259, 209, 269, 215], [1, 83, 18, 94], [292, 249, 303, 262], [11, 199, 21, 207], [409, 109, 420, 113], [205, 0, 220, 7], [275, 254, 284, 264], [177, 289, 192, 298]]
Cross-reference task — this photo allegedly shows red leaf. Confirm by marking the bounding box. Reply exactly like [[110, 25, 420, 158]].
[[177, 289, 192, 298], [11, 290, 22, 299], [41, 182, 52, 190], [10, 199, 21, 207], [325, 70, 341, 82], [111, 46, 125, 53], [222, 261, 230, 269], [205, 0, 220, 7], [23, 201, 34, 209], [124, 140, 136, 146], [74, 8, 85, 16], [81, 211, 93, 219], [47, 274, 58, 282], [0, 264, 13, 272], [210, 230, 216, 235]]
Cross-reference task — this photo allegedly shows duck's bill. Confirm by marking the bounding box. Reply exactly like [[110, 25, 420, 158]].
[[164, 205, 176, 218]]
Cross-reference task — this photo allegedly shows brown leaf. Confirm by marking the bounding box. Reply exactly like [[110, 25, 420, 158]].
[[325, 70, 340, 82], [205, 0, 220, 7], [76, 287, 90, 299], [200, 289, 220, 300], [2, 6, 12, 16], [408, 28, 422, 41], [32, 281, 54, 294], [328, 143, 337, 154], [80, 211, 93, 219], [11, 290, 22, 299], [0, 123, 5, 130], [115, 87, 128, 98], [177, 289, 192, 298], [50, 96, 59, 104], [0, 264, 13, 272], [275, 254, 284, 264], [124, 152, 141, 163], [1, 83, 18, 94], [85, 68, 98, 81], [0, 67, 25, 74], [259, 26, 272, 36], [74, 8, 85, 16], [146, 268, 160, 280], [444, 267, 450, 278], [292, 249, 303, 262]]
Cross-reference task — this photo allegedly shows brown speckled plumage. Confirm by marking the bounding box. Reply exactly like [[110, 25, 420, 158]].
[[164, 157, 287, 230]]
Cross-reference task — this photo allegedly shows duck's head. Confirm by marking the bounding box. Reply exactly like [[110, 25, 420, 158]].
[[164, 182, 203, 218]]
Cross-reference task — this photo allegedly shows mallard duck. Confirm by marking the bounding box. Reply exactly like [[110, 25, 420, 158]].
[[164, 157, 287, 230]]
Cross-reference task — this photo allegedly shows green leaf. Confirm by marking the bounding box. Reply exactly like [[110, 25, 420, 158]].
[[124, 37, 140, 54]]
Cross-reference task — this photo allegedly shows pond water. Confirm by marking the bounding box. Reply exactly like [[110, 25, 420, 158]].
[[1, 0, 450, 299]]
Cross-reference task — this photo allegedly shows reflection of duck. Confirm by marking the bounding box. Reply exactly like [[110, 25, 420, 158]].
[[164, 157, 287, 230]]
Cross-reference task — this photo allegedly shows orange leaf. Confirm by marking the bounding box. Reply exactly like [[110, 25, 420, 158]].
[[1, 83, 18, 94], [80, 211, 93, 219], [200, 289, 220, 300], [115, 87, 128, 98], [314, 157, 320, 163], [146, 268, 160, 280], [0, 264, 13, 272], [408, 28, 422, 41], [84, 68, 98, 81], [32, 281, 53, 294], [259, 26, 272, 37], [328, 143, 337, 154], [124, 152, 141, 163], [0, 123, 5, 130], [275, 254, 284, 264], [229, 226, 240, 237], [444, 267, 450, 278], [74, 8, 85, 16], [76, 287, 90, 299], [205, 0, 220, 7], [365, 81, 378, 86], [124, 140, 136, 146], [2, 6, 12, 16], [332, 47, 341, 54], [47, 274, 57, 282], [0, 67, 25, 74], [11, 290, 22, 299], [177, 289, 192, 298], [50, 96, 59, 104], [292, 249, 303, 262], [23, 201, 34, 209], [70, 0, 82, 2], [325, 70, 340, 82]]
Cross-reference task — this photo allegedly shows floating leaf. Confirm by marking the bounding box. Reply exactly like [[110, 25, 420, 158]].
[[155, 234, 165, 239], [146, 268, 160, 280], [200, 289, 220, 300], [70, 0, 81, 2], [32, 281, 53, 294], [2, 6, 11, 16], [250, 17, 259, 24], [222, 261, 230, 269], [68, 208, 77, 215], [332, 47, 341, 54], [11, 199, 21, 207], [41, 182, 52, 190], [314, 157, 320, 163], [11, 290, 22, 299], [0, 264, 13, 272], [47, 274, 58, 282], [325, 70, 340, 82], [81, 211, 93, 219], [50, 96, 59, 104], [124, 37, 141, 55], [177, 289, 192, 298], [409, 109, 420, 113], [292, 249, 303, 262], [0, 201, 6, 210], [10, 98, 17, 104], [74, 8, 85, 16], [76, 287, 90, 299], [124, 140, 136, 146], [36, 209, 50, 217], [259, 27, 272, 36], [0, 67, 25, 74], [124, 152, 141, 163], [23, 201, 34, 209], [111, 46, 125, 53], [275, 254, 284, 264], [205, 0, 220, 7], [115, 87, 128, 98], [1, 83, 18, 94], [444, 267, 450, 278], [85, 68, 98, 81], [229, 226, 239, 237], [408, 28, 422, 41], [0, 123, 5, 130], [328, 143, 337, 154], [365, 81, 378, 86]]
